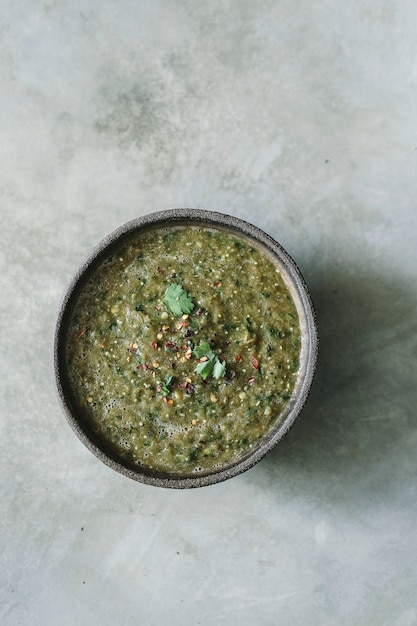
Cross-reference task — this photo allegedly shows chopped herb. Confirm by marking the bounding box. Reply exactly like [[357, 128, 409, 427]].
[[163, 284, 195, 316], [246, 317, 255, 334], [163, 232, 174, 246], [187, 447, 200, 462], [160, 375, 173, 397]]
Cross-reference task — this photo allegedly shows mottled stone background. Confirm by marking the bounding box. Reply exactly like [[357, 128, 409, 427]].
[[1, 1, 417, 625]]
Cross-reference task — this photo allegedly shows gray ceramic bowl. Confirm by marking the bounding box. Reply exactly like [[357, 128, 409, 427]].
[[54, 209, 318, 488]]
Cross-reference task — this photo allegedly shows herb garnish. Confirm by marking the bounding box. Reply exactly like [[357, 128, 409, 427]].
[[160, 375, 173, 397], [163, 283, 195, 316], [193, 342, 226, 380], [194, 359, 216, 380], [193, 341, 214, 360], [212, 358, 226, 379]]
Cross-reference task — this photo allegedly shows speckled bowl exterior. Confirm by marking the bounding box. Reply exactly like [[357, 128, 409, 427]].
[[54, 209, 318, 488]]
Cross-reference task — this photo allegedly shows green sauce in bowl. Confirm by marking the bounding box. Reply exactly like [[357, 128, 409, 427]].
[[65, 225, 301, 475]]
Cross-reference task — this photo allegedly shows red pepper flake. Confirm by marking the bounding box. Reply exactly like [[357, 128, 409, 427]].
[[235, 355, 243, 362], [248, 377, 255, 386], [156, 266, 164, 273], [166, 399, 174, 406], [156, 385, 162, 392], [151, 341, 158, 350], [213, 281, 222, 288], [77, 327, 87, 338], [185, 382, 195, 395], [165, 340, 179, 351], [99, 343, 105, 349], [137, 363, 148, 371], [181, 320, 188, 328], [250, 356, 260, 370], [181, 344, 187, 351], [178, 381, 195, 395], [155, 304, 161, 311], [196, 307, 204, 317]]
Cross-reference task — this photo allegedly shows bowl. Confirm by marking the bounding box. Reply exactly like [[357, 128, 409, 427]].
[[54, 209, 318, 488]]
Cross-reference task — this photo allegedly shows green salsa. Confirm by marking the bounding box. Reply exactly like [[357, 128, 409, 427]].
[[66, 226, 301, 475]]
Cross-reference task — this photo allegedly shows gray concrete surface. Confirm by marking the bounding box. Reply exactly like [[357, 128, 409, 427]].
[[1, 1, 417, 625]]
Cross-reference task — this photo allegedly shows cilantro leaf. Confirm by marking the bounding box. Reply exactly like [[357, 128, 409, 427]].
[[193, 342, 227, 381], [193, 342, 215, 360], [194, 359, 215, 380], [163, 284, 195, 316], [213, 359, 226, 379]]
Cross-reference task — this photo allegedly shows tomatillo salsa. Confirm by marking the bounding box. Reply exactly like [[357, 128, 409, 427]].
[[66, 226, 301, 474]]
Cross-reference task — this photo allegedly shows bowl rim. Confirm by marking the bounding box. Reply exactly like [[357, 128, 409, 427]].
[[54, 208, 318, 488]]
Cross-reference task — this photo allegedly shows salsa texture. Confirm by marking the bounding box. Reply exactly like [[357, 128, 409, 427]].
[[66, 226, 301, 475]]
